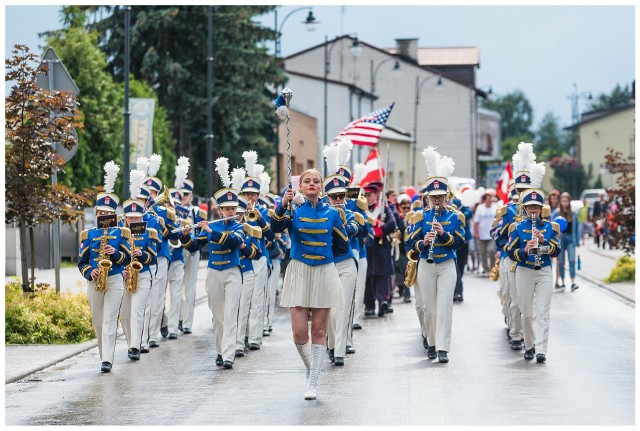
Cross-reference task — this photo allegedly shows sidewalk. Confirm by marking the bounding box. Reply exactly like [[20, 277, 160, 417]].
[[571, 241, 635, 302], [5, 260, 210, 384]]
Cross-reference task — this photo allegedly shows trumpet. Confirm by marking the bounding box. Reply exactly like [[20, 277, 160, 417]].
[[245, 201, 260, 222], [426, 205, 441, 264], [145, 186, 172, 212]]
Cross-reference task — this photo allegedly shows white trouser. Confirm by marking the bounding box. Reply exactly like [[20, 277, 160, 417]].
[[236, 269, 255, 350], [419, 258, 457, 352], [516, 265, 553, 355], [180, 250, 200, 330], [352, 255, 368, 324], [149, 256, 169, 342], [346, 249, 360, 348], [166, 259, 185, 334], [248, 256, 268, 345], [265, 259, 281, 329], [328, 258, 358, 358], [87, 274, 125, 364], [413, 265, 426, 338], [121, 271, 152, 350], [500, 258, 522, 340], [206, 267, 242, 362]]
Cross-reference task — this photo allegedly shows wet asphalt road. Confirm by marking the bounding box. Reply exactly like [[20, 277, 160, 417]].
[[5, 273, 635, 426]]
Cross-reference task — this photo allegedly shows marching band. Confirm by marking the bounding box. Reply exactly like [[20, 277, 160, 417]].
[[77, 91, 560, 401]]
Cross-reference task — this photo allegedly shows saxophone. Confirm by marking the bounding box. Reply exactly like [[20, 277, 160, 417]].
[[426, 205, 441, 264], [404, 250, 419, 287], [95, 227, 111, 292], [489, 259, 501, 281], [125, 231, 143, 293]]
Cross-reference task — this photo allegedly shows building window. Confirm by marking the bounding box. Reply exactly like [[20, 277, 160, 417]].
[[307, 159, 313, 169]]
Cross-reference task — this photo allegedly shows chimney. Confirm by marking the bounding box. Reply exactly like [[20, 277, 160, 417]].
[[395, 38, 418, 63]]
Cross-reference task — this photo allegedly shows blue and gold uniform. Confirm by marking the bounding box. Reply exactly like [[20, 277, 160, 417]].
[[346, 193, 373, 331], [180, 187, 245, 367], [507, 187, 561, 362]]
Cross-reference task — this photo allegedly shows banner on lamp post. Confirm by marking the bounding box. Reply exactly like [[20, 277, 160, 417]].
[[130, 98, 155, 164]]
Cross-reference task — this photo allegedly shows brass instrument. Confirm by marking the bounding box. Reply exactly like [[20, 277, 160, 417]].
[[146, 186, 171, 212], [404, 250, 419, 287], [95, 227, 111, 292], [245, 201, 260, 222], [125, 231, 143, 293], [169, 218, 191, 249], [528, 213, 549, 270], [426, 205, 441, 264], [489, 259, 501, 281]]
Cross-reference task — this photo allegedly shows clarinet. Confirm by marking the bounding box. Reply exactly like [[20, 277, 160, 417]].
[[426, 205, 441, 264]]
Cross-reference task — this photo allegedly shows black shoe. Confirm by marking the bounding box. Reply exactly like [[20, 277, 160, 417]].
[[101, 362, 112, 373], [510, 339, 524, 350], [346, 345, 356, 354], [178, 320, 183, 332], [160, 326, 169, 338], [215, 354, 223, 366], [364, 309, 374, 317], [140, 347, 150, 354], [437, 351, 449, 363], [328, 348, 335, 363], [244, 337, 250, 349], [263, 329, 270, 337], [378, 302, 389, 317], [571, 283, 579, 292], [524, 347, 535, 360], [352, 323, 362, 330], [422, 336, 429, 350], [168, 333, 178, 340], [554, 282, 565, 290], [248, 343, 260, 351], [235, 349, 245, 357], [223, 360, 233, 369], [149, 340, 160, 348], [453, 294, 463, 302], [268, 325, 273, 332], [505, 328, 512, 341], [334, 356, 344, 366], [403, 296, 412, 303], [387, 305, 394, 313], [183, 328, 192, 334], [536, 353, 546, 363], [129, 348, 140, 360], [427, 346, 437, 360]]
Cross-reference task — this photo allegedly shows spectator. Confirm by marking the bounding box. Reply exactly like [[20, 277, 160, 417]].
[[577, 198, 591, 245], [394, 194, 412, 303], [547, 189, 560, 213], [472, 193, 497, 275], [592, 192, 608, 248], [552, 192, 580, 291]]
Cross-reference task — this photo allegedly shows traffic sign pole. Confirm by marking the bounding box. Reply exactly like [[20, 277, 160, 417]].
[[47, 59, 62, 294]]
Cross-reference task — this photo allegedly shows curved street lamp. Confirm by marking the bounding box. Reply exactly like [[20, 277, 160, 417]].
[[411, 74, 442, 186], [370, 57, 401, 95]]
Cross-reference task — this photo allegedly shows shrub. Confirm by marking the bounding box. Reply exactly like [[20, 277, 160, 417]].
[[604, 256, 635, 283], [5, 282, 95, 344]]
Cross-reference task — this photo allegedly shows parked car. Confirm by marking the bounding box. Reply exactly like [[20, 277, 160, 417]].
[[580, 188, 606, 207]]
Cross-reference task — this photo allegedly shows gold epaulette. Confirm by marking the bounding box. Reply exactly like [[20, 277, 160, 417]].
[[496, 205, 506, 219], [80, 229, 89, 242], [542, 204, 551, 219], [446, 204, 456, 212], [166, 207, 176, 221], [411, 210, 424, 224], [147, 228, 159, 241], [411, 200, 423, 211], [551, 221, 560, 235], [120, 227, 131, 239], [357, 196, 368, 211], [117, 214, 125, 224], [158, 217, 166, 229], [367, 215, 376, 225], [457, 211, 466, 227], [508, 222, 517, 235], [405, 211, 414, 225], [268, 208, 275, 219], [199, 209, 207, 220], [354, 211, 365, 226], [244, 223, 262, 239]]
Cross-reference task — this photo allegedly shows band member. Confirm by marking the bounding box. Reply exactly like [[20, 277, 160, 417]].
[[324, 173, 366, 367], [119, 191, 159, 361], [451, 197, 472, 303], [363, 181, 397, 317], [78, 161, 131, 372], [180, 186, 245, 369], [179, 178, 207, 335], [264, 194, 283, 336], [165, 187, 188, 339], [507, 163, 561, 363], [406, 148, 465, 363], [235, 195, 263, 357], [272, 168, 349, 400]]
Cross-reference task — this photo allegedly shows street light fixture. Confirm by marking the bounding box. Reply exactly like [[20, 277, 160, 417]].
[[273, 6, 318, 192], [322, 35, 361, 175], [411, 74, 442, 186], [370, 57, 402, 95]]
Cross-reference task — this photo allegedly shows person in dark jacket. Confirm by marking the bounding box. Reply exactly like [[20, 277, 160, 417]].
[[363, 182, 398, 317]]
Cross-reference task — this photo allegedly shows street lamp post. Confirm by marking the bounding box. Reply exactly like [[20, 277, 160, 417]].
[[273, 7, 317, 192], [323, 35, 361, 175], [370, 58, 401, 95], [206, 6, 214, 217], [412, 74, 442, 186], [123, 6, 131, 199]]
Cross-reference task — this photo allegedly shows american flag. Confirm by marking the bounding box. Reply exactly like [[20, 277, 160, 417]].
[[335, 102, 395, 147]]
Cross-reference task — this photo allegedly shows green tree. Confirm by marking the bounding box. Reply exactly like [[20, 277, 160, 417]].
[[534, 111, 567, 160], [549, 156, 591, 197], [5, 45, 92, 292], [500, 134, 534, 160], [587, 83, 633, 111], [481, 90, 534, 140], [84, 6, 284, 195]]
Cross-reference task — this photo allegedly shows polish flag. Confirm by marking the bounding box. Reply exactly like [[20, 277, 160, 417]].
[[358, 147, 385, 186], [496, 161, 512, 204]]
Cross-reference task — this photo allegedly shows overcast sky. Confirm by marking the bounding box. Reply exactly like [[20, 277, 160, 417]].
[[4, 4, 635, 129]]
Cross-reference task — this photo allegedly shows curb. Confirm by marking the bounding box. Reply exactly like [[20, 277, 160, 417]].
[[576, 272, 634, 304], [5, 339, 98, 384]]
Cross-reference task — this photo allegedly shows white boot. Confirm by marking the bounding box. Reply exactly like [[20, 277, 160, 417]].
[[295, 341, 311, 379], [304, 344, 326, 400]]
